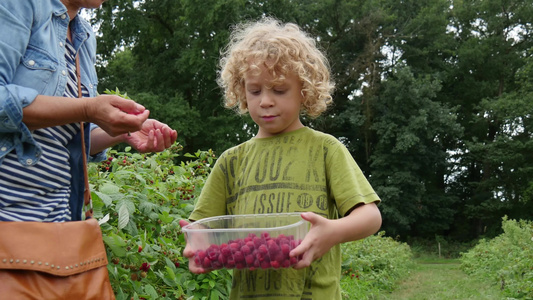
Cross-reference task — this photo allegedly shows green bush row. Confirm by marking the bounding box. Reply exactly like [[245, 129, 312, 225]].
[[340, 232, 414, 298], [460, 217, 533, 299]]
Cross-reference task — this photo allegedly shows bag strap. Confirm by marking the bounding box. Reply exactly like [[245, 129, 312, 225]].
[[75, 54, 93, 219]]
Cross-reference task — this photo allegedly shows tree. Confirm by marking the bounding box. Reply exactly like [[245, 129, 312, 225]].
[[370, 65, 461, 237], [89, 0, 533, 240], [442, 0, 533, 238]]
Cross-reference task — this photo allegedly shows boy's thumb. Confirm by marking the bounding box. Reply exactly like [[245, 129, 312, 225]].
[[300, 212, 318, 225]]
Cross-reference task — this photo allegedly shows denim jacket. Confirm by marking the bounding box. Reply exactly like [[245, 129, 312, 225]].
[[0, 0, 104, 220]]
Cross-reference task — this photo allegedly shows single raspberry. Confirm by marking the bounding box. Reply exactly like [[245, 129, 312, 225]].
[[290, 257, 298, 265], [241, 245, 251, 255], [245, 254, 255, 265], [203, 257, 212, 268], [267, 240, 280, 253], [258, 244, 268, 255], [221, 247, 232, 257], [245, 241, 255, 250], [233, 251, 244, 262], [253, 237, 263, 248], [281, 243, 291, 255], [229, 242, 240, 252]]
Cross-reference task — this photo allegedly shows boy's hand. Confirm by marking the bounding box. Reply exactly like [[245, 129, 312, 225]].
[[290, 203, 382, 269], [179, 219, 207, 274], [289, 212, 340, 269]]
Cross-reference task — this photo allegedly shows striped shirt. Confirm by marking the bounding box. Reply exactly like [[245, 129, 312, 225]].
[[0, 39, 89, 222]]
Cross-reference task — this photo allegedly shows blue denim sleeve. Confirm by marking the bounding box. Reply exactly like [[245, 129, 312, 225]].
[[0, 1, 41, 159], [0, 85, 39, 133], [0, 1, 39, 132]]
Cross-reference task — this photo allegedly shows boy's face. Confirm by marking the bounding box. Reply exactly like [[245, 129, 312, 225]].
[[244, 65, 304, 138]]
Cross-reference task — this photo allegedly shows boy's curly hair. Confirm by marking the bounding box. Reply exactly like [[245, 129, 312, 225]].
[[217, 17, 335, 118]]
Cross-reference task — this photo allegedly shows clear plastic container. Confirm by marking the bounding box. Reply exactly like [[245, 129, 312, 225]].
[[182, 213, 309, 270]]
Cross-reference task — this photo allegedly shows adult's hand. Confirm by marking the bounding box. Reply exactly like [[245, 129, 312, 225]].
[[85, 94, 149, 136], [123, 119, 178, 153]]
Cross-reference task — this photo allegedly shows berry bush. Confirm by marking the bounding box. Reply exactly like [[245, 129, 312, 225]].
[[340, 232, 414, 299], [460, 217, 533, 299], [89, 144, 231, 300]]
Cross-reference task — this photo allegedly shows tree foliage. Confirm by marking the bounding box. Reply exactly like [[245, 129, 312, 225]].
[[90, 0, 533, 240]]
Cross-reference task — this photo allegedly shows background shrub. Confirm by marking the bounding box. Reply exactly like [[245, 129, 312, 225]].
[[340, 232, 414, 299], [460, 217, 533, 299]]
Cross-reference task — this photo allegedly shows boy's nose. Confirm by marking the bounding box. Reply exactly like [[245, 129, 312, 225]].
[[259, 93, 274, 107]]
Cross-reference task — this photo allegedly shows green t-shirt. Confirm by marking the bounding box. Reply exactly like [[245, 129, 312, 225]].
[[190, 127, 380, 300]]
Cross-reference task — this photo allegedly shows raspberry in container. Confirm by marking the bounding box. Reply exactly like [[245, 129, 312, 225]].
[[182, 213, 310, 270]]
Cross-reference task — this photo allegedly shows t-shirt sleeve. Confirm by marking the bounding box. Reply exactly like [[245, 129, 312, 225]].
[[188, 154, 228, 221], [326, 140, 380, 217]]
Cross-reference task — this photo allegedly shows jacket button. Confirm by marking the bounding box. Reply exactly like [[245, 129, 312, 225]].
[[61, 14, 67, 20], [26, 159, 33, 164], [1, 147, 6, 152], [62, 70, 67, 76], [28, 60, 35, 66]]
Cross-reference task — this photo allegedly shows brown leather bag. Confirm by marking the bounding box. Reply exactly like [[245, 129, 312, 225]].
[[0, 54, 115, 299], [0, 219, 115, 299]]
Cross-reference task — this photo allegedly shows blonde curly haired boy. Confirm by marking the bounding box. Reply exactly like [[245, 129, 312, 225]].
[[218, 17, 334, 119], [181, 17, 381, 300]]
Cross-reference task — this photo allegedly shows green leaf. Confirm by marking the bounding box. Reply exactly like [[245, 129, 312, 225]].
[[186, 280, 197, 290], [159, 211, 174, 224], [94, 191, 113, 206], [118, 204, 130, 230], [210, 290, 221, 300], [166, 265, 177, 281], [102, 233, 127, 257], [99, 183, 121, 195], [144, 284, 158, 299]]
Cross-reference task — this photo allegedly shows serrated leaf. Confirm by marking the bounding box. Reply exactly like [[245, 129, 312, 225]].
[[99, 183, 121, 195], [144, 284, 158, 299], [118, 204, 130, 230], [159, 211, 174, 224], [102, 234, 127, 257], [139, 201, 158, 214], [117, 198, 136, 214], [165, 265, 177, 281], [94, 191, 113, 206]]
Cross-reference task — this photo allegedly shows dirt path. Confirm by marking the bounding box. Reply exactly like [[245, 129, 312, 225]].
[[379, 259, 503, 300]]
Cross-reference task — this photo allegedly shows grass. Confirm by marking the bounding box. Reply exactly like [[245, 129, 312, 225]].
[[377, 257, 504, 300]]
